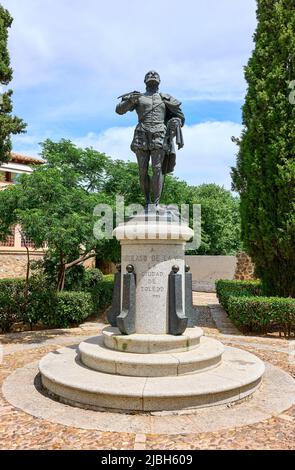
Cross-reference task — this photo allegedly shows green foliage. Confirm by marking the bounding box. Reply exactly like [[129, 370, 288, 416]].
[[33, 257, 104, 292], [42, 291, 93, 329], [227, 296, 295, 336], [231, 0, 295, 297], [216, 279, 262, 310], [0, 140, 110, 289], [23, 274, 57, 328], [0, 5, 26, 162], [189, 184, 242, 255], [0, 279, 24, 332], [216, 279, 295, 336], [0, 274, 113, 332], [63, 264, 86, 291], [83, 268, 104, 289], [0, 276, 56, 331], [91, 274, 115, 314], [102, 160, 144, 206]]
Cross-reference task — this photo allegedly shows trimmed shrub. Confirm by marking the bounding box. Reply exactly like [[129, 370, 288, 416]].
[[42, 291, 93, 329], [0, 295, 21, 333], [0, 277, 57, 332], [216, 279, 295, 336], [0, 273, 113, 332], [227, 296, 295, 336], [0, 278, 93, 331], [63, 266, 104, 291], [83, 268, 104, 289], [23, 275, 57, 329], [91, 274, 114, 314], [216, 279, 262, 310], [0, 279, 26, 332]]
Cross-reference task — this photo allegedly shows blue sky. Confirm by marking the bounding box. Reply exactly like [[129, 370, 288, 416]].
[[2, 0, 257, 188]]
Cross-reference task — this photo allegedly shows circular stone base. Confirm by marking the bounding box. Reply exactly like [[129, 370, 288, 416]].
[[39, 344, 265, 412], [2, 361, 295, 434], [79, 335, 224, 377], [103, 327, 203, 354]]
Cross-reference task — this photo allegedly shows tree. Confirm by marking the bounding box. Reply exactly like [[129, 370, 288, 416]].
[[102, 160, 144, 206], [0, 140, 110, 290], [0, 5, 26, 162], [189, 184, 242, 255], [232, 0, 295, 297]]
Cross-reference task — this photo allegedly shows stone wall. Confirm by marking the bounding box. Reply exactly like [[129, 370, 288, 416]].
[[0, 252, 44, 279], [185, 253, 257, 292], [0, 251, 97, 279], [234, 251, 256, 281], [185, 255, 237, 282], [185, 255, 237, 292]]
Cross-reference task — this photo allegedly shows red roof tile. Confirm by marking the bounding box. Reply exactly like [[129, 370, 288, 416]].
[[10, 152, 44, 165]]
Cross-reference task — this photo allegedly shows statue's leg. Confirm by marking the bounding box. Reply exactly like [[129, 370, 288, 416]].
[[151, 149, 165, 207], [136, 150, 151, 207]]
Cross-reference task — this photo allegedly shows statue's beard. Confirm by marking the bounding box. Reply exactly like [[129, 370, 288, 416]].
[[146, 82, 159, 93]]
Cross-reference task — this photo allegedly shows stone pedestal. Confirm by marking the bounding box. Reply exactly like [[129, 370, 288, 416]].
[[114, 214, 193, 334]]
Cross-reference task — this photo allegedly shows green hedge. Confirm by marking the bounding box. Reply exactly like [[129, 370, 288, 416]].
[[216, 279, 295, 336], [91, 274, 114, 314], [216, 280, 262, 310], [0, 279, 25, 332], [42, 291, 93, 329], [0, 274, 114, 333], [227, 295, 295, 335], [83, 268, 104, 289]]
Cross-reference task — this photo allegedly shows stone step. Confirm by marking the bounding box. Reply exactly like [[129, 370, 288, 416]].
[[78, 335, 224, 377], [39, 346, 265, 412], [103, 326, 203, 354]]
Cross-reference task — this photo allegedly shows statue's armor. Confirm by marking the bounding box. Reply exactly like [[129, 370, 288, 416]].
[[116, 92, 167, 152]]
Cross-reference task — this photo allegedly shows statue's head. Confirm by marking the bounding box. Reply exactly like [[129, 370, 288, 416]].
[[144, 70, 161, 86]]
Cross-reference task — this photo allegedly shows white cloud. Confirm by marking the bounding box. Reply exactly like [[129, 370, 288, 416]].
[[13, 121, 242, 188], [3, 0, 257, 104], [74, 121, 242, 189], [75, 128, 134, 160]]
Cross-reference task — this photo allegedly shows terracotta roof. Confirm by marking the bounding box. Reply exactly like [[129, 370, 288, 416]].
[[10, 152, 44, 165]]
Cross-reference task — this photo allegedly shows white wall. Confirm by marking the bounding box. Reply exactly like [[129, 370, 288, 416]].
[[185, 255, 237, 292]]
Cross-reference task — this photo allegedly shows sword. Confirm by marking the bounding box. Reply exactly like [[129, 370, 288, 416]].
[[117, 91, 142, 100]]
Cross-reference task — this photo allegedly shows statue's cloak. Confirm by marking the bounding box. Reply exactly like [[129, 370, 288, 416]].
[[160, 93, 185, 175]]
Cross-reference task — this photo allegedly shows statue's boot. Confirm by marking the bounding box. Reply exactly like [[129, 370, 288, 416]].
[[140, 172, 151, 212]]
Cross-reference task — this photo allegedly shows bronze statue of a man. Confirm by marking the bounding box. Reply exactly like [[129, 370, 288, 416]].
[[116, 71, 185, 209]]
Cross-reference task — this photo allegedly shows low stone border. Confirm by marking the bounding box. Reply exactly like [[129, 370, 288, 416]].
[[2, 360, 295, 435]]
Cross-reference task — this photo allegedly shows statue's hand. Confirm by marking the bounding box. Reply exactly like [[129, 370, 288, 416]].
[[122, 93, 139, 105], [169, 117, 182, 132], [129, 94, 140, 105]]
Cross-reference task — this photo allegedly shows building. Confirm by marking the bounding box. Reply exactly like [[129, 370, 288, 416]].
[[0, 153, 45, 278]]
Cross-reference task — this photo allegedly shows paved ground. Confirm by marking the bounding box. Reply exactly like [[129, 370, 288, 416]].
[[0, 292, 294, 450]]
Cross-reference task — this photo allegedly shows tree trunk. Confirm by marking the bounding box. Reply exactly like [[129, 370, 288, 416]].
[[57, 251, 96, 291], [25, 244, 30, 297], [57, 253, 66, 292]]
